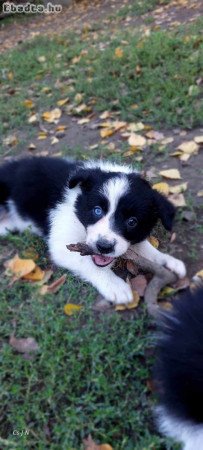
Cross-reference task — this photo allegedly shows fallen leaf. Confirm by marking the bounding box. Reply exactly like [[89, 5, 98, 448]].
[[38, 131, 48, 140], [152, 182, 169, 195], [99, 111, 111, 119], [159, 169, 181, 180], [4, 254, 36, 280], [64, 303, 82, 316], [23, 99, 34, 109], [23, 266, 45, 281], [177, 140, 199, 154], [159, 301, 173, 311], [148, 236, 159, 248], [126, 260, 138, 275], [158, 286, 176, 299], [169, 182, 188, 194], [9, 335, 39, 354], [115, 291, 140, 311], [100, 128, 115, 138], [42, 108, 62, 123], [51, 136, 59, 145], [40, 274, 67, 295], [194, 136, 203, 144], [78, 118, 90, 125], [127, 122, 144, 132], [195, 269, 203, 279], [37, 55, 46, 63], [74, 93, 83, 103], [83, 435, 113, 450], [161, 137, 174, 145], [169, 193, 186, 207], [28, 143, 36, 151], [114, 47, 124, 58], [145, 130, 164, 140], [3, 135, 18, 147], [57, 97, 69, 107], [128, 133, 146, 147], [130, 275, 147, 296], [197, 190, 203, 197], [28, 113, 39, 124]]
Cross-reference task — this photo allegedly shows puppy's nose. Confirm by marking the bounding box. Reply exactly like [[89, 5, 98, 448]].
[[96, 239, 115, 254]]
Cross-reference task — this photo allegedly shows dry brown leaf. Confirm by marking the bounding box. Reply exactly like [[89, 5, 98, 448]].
[[9, 335, 39, 354], [195, 269, 203, 279], [159, 169, 181, 180], [40, 274, 67, 295], [4, 254, 36, 280], [130, 275, 147, 297], [152, 182, 169, 196], [128, 133, 146, 147], [169, 193, 186, 207], [126, 260, 138, 275]]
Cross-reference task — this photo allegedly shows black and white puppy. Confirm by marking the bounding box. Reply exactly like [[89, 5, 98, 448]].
[[0, 157, 186, 303], [154, 287, 203, 450]]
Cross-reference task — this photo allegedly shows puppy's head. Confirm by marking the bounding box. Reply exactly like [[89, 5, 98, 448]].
[[69, 168, 175, 267]]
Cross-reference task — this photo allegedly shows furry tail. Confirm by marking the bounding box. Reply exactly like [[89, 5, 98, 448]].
[[154, 287, 203, 450]]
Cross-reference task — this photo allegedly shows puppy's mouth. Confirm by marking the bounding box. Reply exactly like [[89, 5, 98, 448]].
[[91, 255, 115, 267]]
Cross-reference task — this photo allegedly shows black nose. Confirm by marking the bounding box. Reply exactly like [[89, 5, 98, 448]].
[[96, 239, 115, 254]]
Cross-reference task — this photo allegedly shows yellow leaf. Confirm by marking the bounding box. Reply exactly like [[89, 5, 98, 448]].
[[127, 122, 145, 132], [37, 55, 46, 63], [159, 301, 173, 311], [42, 108, 62, 123], [100, 128, 115, 138], [3, 135, 18, 147], [148, 236, 159, 248], [111, 120, 126, 131], [99, 111, 111, 119], [161, 137, 174, 145], [194, 136, 203, 144], [74, 93, 83, 103], [55, 125, 67, 132], [8, 71, 14, 80], [179, 153, 191, 162], [115, 291, 140, 311], [177, 140, 199, 154], [100, 446, 113, 450], [195, 269, 203, 279], [57, 97, 69, 107], [28, 143, 36, 151], [152, 182, 169, 196], [159, 287, 176, 298], [170, 151, 183, 157], [123, 147, 140, 157], [78, 118, 90, 125], [128, 133, 146, 147], [64, 303, 82, 316], [5, 255, 36, 279], [23, 99, 34, 109], [169, 193, 186, 207], [51, 137, 59, 145], [114, 47, 124, 58], [159, 169, 181, 180], [169, 183, 188, 194], [38, 131, 48, 140], [28, 114, 39, 124], [197, 190, 203, 197], [23, 266, 45, 281]]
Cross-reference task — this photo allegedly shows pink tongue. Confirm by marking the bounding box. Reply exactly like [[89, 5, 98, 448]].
[[92, 255, 114, 267]]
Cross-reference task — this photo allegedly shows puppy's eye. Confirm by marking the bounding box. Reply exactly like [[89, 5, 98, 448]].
[[127, 217, 138, 228], [93, 206, 103, 217]]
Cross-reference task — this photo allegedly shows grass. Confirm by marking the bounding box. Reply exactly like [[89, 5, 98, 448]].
[[115, 0, 170, 19], [0, 231, 175, 450], [0, 17, 203, 148]]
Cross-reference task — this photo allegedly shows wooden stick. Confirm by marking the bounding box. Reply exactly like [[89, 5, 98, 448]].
[[66, 243, 178, 318]]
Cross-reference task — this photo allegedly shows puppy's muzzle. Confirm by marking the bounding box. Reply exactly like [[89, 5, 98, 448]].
[[96, 238, 115, 254]]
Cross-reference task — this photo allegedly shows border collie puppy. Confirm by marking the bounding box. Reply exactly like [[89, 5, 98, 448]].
[[0, 157, 186, 304], [154, 287, 203, 450]]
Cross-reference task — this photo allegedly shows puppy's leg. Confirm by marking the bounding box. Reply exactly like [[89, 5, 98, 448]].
[[132, 239, 186, 278], [50, 246, 133, 304]]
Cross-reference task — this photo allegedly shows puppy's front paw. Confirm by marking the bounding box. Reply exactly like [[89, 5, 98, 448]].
[[102, 276, 133, 305], [164, 255, 186, 279]]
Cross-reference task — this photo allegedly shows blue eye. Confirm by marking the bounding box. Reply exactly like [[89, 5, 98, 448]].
[[127, 217, 138, 228], [93, 206, 103, 217]]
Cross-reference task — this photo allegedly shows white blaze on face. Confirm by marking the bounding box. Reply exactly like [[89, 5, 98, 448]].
[[86, 176, 130, 256]]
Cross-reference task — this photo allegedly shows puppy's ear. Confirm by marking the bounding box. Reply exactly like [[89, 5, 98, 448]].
[[69, 169, 94, 190], [153, 190, 176, 231]]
